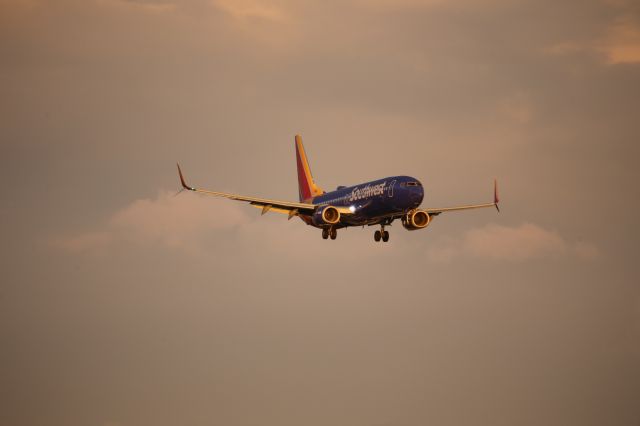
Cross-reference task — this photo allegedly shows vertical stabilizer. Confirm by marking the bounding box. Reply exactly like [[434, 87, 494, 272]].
[[295, 135, 324, 202]]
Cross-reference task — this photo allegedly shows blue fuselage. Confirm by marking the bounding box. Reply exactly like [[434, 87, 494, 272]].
[[308, 175, 424, 227]]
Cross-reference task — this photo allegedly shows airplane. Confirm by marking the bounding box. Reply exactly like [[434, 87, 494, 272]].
[[176, 134, 499, 242]]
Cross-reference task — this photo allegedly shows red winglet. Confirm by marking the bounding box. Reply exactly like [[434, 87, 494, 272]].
[[494, 179, 500, 212]]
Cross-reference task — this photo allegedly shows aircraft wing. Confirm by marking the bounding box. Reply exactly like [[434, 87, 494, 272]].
[[423, 179, 500, 216], [177, 164, 351, 219]]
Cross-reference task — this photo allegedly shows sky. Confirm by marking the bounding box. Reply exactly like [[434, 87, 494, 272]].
[[1, 0, 639, 425]]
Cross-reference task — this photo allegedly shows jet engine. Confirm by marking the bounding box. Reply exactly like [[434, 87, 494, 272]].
[[312, 205, 341, 226], [402, 209, 431, 230]]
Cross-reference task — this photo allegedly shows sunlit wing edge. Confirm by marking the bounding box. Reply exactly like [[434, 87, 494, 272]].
[[177, 163, 353, 216]]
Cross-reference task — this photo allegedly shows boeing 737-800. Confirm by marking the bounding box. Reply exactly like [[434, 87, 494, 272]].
[[177, 135, 499, 242]]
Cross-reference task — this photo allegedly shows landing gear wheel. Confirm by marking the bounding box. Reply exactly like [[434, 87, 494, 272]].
[[330, 228, 337, 240], [322, 228, 329, 239], [382, 230, 389, 242], [374, 230, 381, 242]]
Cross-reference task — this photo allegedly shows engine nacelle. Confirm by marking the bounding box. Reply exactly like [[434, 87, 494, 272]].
[[402, 209, 431, 231], [312, 205, 341, 226]]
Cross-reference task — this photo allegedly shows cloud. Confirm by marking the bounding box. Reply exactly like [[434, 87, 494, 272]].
[[426, 223, 599, 263], [52, 190, 250, 254], [544, 13, 640, 65], [352, 0, 445, 9], [211, 0, 288, 21], [51, 231, 113, 253], [49, 189, 363, 259], [99, 0, 177, 13], [543, 41, 587, 56], [50, 189, 401, 261], [599, 16, 640, 64], [573, 241, 600, 260], [203, 0, 299, 49]]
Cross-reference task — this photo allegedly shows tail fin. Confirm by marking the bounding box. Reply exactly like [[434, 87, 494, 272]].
[[295, 135, 324, 202]]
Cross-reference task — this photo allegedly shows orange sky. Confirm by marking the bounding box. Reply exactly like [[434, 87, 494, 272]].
[[1, 1, 639, 425]]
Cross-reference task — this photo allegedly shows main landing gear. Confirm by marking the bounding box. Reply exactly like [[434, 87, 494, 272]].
[[322, 227, 337, 240], [374, 225, 390, 243]]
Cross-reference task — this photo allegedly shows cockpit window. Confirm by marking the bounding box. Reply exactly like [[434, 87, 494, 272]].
[[406, 181, 420, 187]]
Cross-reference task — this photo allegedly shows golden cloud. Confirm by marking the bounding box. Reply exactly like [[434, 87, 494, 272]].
[[600, 16, 640, 64], [51, 190, 250, 254], [544, 14, 640, 65], [211, 0, 288, 21]]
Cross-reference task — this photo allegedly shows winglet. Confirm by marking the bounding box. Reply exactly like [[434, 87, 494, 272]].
[[494, 179, 500, 212], [177, 163, 194, 191]]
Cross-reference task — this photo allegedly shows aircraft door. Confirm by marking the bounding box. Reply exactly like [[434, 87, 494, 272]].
[[388, 180, 396, 198]]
